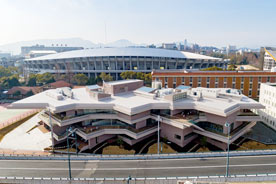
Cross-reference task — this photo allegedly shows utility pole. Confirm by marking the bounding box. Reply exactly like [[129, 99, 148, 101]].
[[67, 128, 72, 180], [225, 122, 230, 178], [157, 115, 161, 154]]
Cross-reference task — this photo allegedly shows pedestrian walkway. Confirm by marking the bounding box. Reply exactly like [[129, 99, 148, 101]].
[[0, 114, 52, 151], [243, 122, 276, 144]]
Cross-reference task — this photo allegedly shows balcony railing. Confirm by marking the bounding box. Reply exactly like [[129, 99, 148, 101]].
[[197, 122, 251, 137], [77, 124, 157, 135], [47, 111, 115, 121], [152, 113, 200, 125]]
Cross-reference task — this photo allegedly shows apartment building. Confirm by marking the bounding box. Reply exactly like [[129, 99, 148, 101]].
[[257, 83, 276, 130], [9, 79, 263, 152], [152, 69, 276, 99]]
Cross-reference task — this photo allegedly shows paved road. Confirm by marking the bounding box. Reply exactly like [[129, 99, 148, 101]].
[[0, 155, 276, 178]]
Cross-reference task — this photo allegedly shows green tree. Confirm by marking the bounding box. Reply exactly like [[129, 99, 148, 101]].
[[116, 137, 123, 148], [120, 71, 137, 79], [27, 74, 37, 86], [13, 90, 21, 97], [200, 136, 207, 147], [0, 75, 20, 88], [0, 66, 12, 78], [36, 73, 55, 85], [228, 64, 237, 71], [99, 72, 113, 82], [87, 77, 97, 85], [201, 66, 223, 71], [72, 74, 89, 85], [26, 90, 34, 97], [120, 71, 152, 86]]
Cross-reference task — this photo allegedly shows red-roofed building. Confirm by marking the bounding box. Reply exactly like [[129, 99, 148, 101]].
[[42, 80, 72, 91], [7, 86, 41, 99]]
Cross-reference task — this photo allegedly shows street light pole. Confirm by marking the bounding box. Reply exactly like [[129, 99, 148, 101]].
[[225, 122, 230, 178], [157, 115, 160, 154], [66, 128, 72, 180]]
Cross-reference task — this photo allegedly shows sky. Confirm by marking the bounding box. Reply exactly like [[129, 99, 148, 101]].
[[0, 0, 276, 48]]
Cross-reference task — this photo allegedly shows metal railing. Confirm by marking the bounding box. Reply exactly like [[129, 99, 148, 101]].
[[1, 149, 276, 160], [1, 173, 276, 183]]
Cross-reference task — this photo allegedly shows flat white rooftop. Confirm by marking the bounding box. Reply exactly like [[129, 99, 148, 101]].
[[9, 86, 264, 117]]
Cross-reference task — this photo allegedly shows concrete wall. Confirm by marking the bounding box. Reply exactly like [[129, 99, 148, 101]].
[[160, 123, 194, 147], [136, 120, 147, 129], [117, 110, 150, 121], [88, 134, 116, 149], [206, 137, 227, 151], [104, 80, 144, 95]]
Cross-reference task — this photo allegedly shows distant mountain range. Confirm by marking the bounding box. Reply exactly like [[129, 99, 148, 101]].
[[0, 37, 261, 55], [0, 38, 145, 55]]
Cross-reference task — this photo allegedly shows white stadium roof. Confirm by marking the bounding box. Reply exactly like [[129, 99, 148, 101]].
[[26, 47, 221, 61]]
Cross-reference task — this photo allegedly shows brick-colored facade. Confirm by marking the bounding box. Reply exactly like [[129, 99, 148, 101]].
[[152, 70, 276, 99]]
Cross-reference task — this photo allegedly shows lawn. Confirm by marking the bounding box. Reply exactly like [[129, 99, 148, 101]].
[[147, 143, 177, 154], [102, 145, 135, 155], [196, 146, 210, 152], [237, 140, 276, 150]]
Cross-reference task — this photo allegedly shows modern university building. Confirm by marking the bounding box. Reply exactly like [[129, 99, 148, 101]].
[[23, 47, 227, 80], [9, 79, 263, 152]]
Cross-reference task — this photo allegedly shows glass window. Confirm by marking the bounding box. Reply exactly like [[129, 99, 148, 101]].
[[174, 134, 181, 140]]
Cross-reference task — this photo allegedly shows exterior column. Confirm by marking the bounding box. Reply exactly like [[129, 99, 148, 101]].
[[101, 58, 104, 70], [130, 57, 132, 70]]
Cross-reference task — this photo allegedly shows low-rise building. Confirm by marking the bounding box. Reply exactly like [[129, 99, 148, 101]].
[[152, 69, 276, 99], [6, 86, 41, 100], [9, 79, 263, 152], [257, 83, 276, 130]]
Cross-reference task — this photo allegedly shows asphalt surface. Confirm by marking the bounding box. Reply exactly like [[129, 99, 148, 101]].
[[0, 155, 276, 178]]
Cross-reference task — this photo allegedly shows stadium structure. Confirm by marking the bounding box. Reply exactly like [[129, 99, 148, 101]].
[[24, 48, 227, 80]]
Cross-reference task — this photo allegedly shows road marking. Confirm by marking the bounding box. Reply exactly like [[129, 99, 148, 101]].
[[1, 154, 276, 163], [0, 162, 276, 171]]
